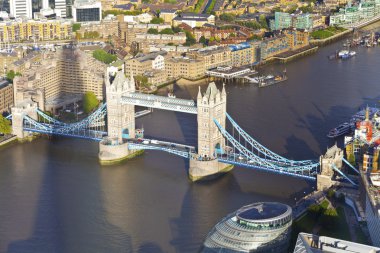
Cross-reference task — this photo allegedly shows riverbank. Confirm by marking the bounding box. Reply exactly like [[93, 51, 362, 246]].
[[310, 28, 353, 46]]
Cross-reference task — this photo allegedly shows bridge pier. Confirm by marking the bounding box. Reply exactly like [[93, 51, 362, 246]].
[[189, 159, 233, 181], [98, 138, 143, 164]]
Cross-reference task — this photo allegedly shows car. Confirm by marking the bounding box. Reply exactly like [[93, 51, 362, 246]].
[[238, 156, 244, 160], [151, 140, 159, 144], [170, 144, 176, 148], [142, 140, 150, 144], [137, 138, 143, 143], [248, 160, 255, 164]]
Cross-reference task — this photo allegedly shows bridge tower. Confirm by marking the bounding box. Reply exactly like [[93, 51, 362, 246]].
[[189, 82, 233, 181], [105, 69, 136, 143], [197, 82, 226, 158], [11, 100, 38, 139], [99, 69, 140, 164], [317, 144, 344, 190]]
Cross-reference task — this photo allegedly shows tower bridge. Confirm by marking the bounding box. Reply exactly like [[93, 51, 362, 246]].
[[6, 69, 320, 181]]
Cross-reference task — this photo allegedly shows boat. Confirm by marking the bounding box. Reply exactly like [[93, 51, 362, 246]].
[[337, 50, 356, 59], [327, 122, 354, 138]]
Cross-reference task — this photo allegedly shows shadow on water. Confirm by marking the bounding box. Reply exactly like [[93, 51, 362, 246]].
[[5, 138, 134, 253]]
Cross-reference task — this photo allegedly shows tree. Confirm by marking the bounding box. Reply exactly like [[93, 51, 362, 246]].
[[259, 14, 268, 29], [184, 31, 196, 46], [92, 49, 117, 64], [172, 26, 184, 33], [159, 28, 174, 34], [147, 28, 159, 34], [135, 75, 149, 87], [72, 23, 81, 32], [307, 204, 321, 219], [327, 189, 335, 200], [83, 92, 99, 114], [150, 17, 164, 24], [0, 115, 11, 134], [219, 13, 235, 22], [199, 36, 207, 45], [6, 70, 21, 83]]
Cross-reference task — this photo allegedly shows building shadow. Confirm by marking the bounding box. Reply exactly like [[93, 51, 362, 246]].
[[5, 138, 134, 253]]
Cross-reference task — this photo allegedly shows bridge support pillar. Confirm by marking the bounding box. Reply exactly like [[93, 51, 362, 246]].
[[189, 159, 233, 181], [11, 101, 38, 139], [98, 138, 143, 164]]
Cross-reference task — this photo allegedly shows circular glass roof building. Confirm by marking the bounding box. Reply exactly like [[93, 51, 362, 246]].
[[202, 202, 292, 253]]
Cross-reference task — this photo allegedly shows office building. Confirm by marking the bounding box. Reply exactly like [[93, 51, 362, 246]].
[[10, 0, 33, 18], [72, 0, 102, 22], [202, 202, 293, 253], [293, 232, 380, 252]]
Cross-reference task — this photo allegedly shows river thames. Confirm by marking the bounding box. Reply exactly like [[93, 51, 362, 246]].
[[1, 40, 380, 253]]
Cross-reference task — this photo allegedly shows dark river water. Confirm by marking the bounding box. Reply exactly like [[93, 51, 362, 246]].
[[1, 40, 380, 253]]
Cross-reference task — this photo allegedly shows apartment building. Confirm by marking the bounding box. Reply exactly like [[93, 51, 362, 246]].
[[13, 48, 106, 113], [0, 18, 72, 43], [124, 51, 167, 76], [0, 80, 13, 114], [166, 57, 205, 79], [228, 42, 257, 67], [118, 23, 172, 46], [187, 46, 231, 70]]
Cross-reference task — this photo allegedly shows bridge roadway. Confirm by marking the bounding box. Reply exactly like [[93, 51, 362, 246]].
[[121, 93, 197, 114], [125, 138, 196, 158]]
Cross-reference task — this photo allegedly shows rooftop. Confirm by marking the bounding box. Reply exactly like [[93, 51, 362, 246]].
[[294, 232, 380, 252], [236, 202, 290, 221]]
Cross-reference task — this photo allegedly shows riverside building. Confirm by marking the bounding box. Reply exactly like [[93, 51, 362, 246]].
[[13, 48, 105, 113], [0, 18, 72, 43], [202, 202, 293, 253]]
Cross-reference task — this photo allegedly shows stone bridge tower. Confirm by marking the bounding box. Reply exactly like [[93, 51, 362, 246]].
[[189, 82, 233, 181], [196, 82, 226, 158], [11, 100, 38, 139], [317, 144, 344, 190], [105, 69, 136, 143]]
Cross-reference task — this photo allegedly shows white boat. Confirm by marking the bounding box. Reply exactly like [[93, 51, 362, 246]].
[[327, 122, 354, 138]]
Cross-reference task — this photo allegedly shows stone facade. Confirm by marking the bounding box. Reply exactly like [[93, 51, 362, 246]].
[[197, 82, 226, 158], [105, 69, 136, 143]]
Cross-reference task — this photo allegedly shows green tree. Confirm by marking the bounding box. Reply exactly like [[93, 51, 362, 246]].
[[147, 28, 159, 34], [271, 6, 282, 13], [327, 189, 335, 200], [159, 28, 174, 34], [92, 49, 117, 64], [83, 91, 99, 114], [199, 36, 207, 45], [135, 75, 149, 87], [184, 31, 196, 46], [259, 14, 268, 29], [72, 23, 81, 32], [150, 17, 164, 24], [307, 204, 321, 219], [6, 70, 21, 83], [0, 115, 11, 134], [219, 13, 235, 22], [172, 26, 184, 33]]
